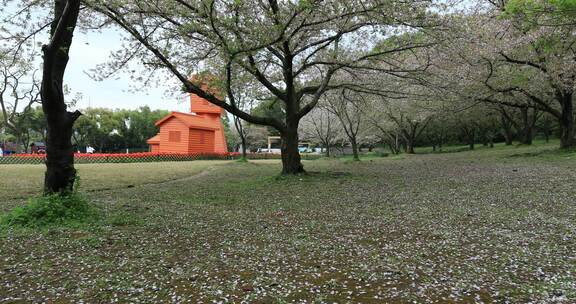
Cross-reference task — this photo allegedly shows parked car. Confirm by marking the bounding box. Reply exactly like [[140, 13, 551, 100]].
[[257, 148, 281, 154], [30, 142, 46, 154]]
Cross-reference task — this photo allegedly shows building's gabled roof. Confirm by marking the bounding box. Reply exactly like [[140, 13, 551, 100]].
[[146, 134, 160, 144], [155, 112, 217, 130]]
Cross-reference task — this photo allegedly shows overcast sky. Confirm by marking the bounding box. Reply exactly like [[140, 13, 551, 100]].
[[64, 28, 190, 113]]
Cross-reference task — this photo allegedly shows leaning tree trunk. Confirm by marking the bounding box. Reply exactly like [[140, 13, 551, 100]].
[[280, 119, 304, 174], [559, 93, 574, 149], [234, 116, 247, 160], [41, 0, 82, 194]]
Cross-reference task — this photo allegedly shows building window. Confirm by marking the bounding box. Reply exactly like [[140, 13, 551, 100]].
[[199, 132, 205, 144], [168, 131, 181, 142]]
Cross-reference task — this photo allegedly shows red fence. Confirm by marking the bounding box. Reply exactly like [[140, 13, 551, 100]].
[[0, 152, 320, 165]]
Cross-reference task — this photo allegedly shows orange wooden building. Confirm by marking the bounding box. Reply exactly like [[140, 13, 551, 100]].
[[147, 93, 228, 154]]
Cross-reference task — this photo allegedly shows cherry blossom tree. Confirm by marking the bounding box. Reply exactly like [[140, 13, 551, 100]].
[[0, 53, 41, 152], [299, 104, 341, 157], [85, 0, 435, 174], [426, 1, 575, 148]]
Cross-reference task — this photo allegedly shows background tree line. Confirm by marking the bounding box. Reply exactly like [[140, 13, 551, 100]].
[[1, 106, 169, 153]]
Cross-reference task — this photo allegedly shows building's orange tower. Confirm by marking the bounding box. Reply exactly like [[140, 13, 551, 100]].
[[190, 93, 228, 153]]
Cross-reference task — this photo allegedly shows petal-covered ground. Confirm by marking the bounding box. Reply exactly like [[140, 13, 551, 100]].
[[1, 145, 575, 303]]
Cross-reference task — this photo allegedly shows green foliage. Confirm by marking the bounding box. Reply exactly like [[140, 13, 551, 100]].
[[506, 0, 576, 13], [509, 69, 533, 87], [236, 156, 249, 162], [73, 106, 169, 152], [250, 98, 284, 135], [297, 0, 315, 10], [1, 181, 95, 228], [500, 5, 570, 54], [374, 31, 427, 53], [504, 0, 576, 25], [251, 98, 285, 121]]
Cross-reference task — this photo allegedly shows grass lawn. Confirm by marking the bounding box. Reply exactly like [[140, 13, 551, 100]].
[[0, 161, 229, 201], [1, 143, 575, 303]]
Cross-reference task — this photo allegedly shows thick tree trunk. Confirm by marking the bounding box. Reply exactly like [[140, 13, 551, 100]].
[[44, 114, 79, 193], [15, 133, 22, 153], [500, 112, 514, 146], [23, 134, 31, 153], [540, 116, 552, 144], [519, 107, 533, 145], [520, 131, 533, 145], [325, 144, 330, 157], [559, 93, 574, 149], [240, 135, 247, 160], [350, 139, 360, 161], [404, 126, 418, 154], [503, 131, 513, 145], [462, 126, 475, 150], [388, 143, 398, 155], [280, 121, 304, 174], [41, 0, 82, 194], [406, 140, 415, 154]]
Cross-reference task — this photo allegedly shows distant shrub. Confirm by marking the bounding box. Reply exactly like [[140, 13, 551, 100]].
[[375, 151, 389, 157], [1, 183, 94, 228]]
